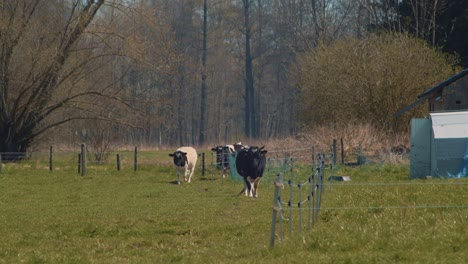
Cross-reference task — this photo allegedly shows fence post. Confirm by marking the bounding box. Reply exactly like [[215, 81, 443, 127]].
[[315, 168, 321, 222], [49, 146, 53, 172], [134, 146, 138, 171], [78, 154, 81, 174], [0, 154, 2, 173], [315, 156, 324, 221], [202, 152, 205, 176], [320, 153, 325, 193], [288, 180, 293, 235], [117, 154, 121, 171], [221, 149, 225, 184], [340, 138, 345, 164], [312, 146, 315, 175], [81, 143, 86, 176], [210, 151, 214, 181], [332, 139, 337, 167], [308, 175, 314, 231], [270, 173, 282, 248]]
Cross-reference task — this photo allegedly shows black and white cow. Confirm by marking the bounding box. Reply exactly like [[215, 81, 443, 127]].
[[235, 145, 267, 198], [169, 146, 198, 183], [233, 142, 245, 152], [211, 144, 235, 178]]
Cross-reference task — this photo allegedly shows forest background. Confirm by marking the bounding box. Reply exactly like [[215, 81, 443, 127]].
[[0, 0, 467, 156]]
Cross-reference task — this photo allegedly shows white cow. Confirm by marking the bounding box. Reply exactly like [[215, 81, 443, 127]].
[[169, 146, 198, 183]]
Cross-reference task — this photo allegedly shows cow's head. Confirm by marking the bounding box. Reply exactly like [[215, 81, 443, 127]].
[[246, 145, 267, 159], [234, 142, 244, 152], [211, 145, 233, 169], [169, 151, 188, 167], [211, 145, 224, 154]]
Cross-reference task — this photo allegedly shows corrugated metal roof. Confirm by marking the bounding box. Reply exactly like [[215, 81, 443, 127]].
[[431, 111, 468, 139]]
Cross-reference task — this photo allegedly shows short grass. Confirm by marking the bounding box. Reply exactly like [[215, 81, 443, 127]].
[[0, 150, 467, 263]]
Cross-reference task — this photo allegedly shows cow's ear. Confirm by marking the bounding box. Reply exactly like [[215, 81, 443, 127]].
[[261, 150, 268, 155], [169, 153, 174, 157], [211, 147, 217, 151], [181, 151, 187, 156]]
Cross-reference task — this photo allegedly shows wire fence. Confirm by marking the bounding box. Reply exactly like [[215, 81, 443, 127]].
[[269, 153, 468, 247], [270, 152, 328, 247]]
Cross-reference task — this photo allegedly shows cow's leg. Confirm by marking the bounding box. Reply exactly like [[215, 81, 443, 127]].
[[176, 166, 181, 185], [238, 182, 247, 196], [247, 177, 256, 197], [252, 177, 261, 198], [250, 182, 255, 197], [188, 167, 194, 183], [223, 157, 230, 178], [184, 164, 189, 182], [188, 166, 194, 183], [242, 177, 252, 197], [238, 185, 246, 196]]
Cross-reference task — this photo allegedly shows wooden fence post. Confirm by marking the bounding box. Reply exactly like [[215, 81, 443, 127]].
[[340, 138, 345, 164], [332, 139, 337, 167], [134, 146, 138, 171], [0, 154, 2, 173], [81, 143, 86, 176], [312, 146, 315, 174], [202, 152, 205, 176], [270, 173, 283, 248], [117, 154, 121, 171], [49, 146, 53, 172], [78, 154, 81, 174]]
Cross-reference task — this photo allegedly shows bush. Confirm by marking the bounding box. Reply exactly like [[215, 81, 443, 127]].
[[297, 32, 459, 132]]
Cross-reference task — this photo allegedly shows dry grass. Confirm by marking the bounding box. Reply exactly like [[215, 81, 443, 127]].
[[31, 124, 410, 166], [260, 124, 410, 165]]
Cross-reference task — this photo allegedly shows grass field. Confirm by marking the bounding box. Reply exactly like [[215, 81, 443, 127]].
[[0, 150, 467, 263]]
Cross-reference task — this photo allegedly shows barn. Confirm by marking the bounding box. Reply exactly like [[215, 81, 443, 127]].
[[396, 69, 468, 179]]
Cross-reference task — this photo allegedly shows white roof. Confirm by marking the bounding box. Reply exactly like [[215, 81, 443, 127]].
[[430, 111, 468, 139]]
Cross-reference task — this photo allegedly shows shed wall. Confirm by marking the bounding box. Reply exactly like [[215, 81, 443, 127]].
[[433, 139, 468, 177], [429, 75, 468, 111], [410, 118, 431, 179], [410, 112, 468, 179]]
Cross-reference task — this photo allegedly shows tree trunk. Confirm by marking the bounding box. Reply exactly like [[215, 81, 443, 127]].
[[243, 0, 255, 138], [199, 0, 208, 145]]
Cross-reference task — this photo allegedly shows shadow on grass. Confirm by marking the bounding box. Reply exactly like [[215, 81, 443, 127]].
[[199, 177, 218, 181]]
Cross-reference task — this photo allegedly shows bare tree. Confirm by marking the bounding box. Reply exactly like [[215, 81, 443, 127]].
[[0, 0, 117, 156], [357, 0, 401, 32], [0, 0, 187, 155], [405, 0, 447, 45]]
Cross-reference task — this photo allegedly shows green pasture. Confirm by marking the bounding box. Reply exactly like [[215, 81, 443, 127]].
[[0, 150, 467, 263]]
